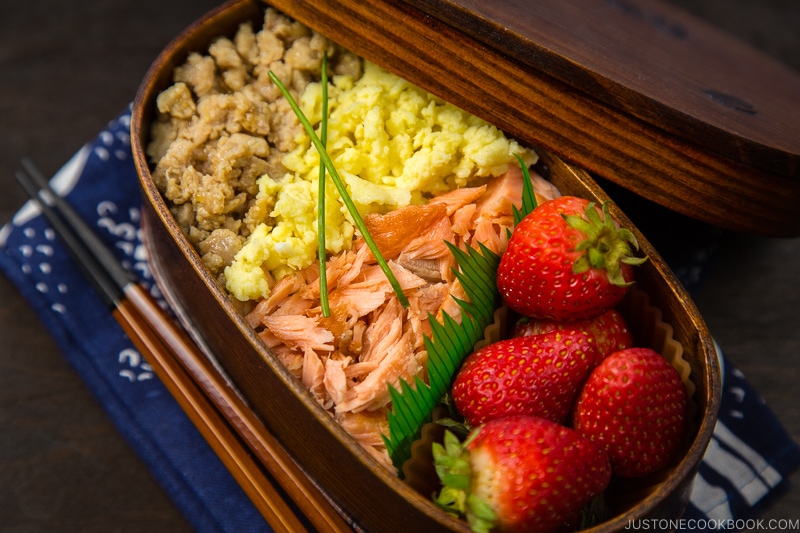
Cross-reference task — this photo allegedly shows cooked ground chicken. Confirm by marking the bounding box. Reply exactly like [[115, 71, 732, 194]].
[[147, 8, 362, 286]]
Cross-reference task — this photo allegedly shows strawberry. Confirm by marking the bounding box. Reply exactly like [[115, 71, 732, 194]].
[[452, 329, 597, 427], [513, 308, 633, 365], [571, 347, 688, 478], [497, 196, 646, 321], [433, 415, 611, 533]]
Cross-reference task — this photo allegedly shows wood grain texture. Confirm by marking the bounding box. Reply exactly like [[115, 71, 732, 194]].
[[404, 0, 800, 176], [266, 0, 800, 236]]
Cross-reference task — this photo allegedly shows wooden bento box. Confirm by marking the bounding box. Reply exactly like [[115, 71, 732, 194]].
[[125, 0, 800, 530]]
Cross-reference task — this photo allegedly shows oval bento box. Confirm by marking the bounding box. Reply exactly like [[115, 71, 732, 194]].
[[131, 0, 722, 531]]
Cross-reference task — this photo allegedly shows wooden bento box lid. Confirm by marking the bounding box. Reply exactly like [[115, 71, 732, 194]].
[[267, 0, 800, 236]]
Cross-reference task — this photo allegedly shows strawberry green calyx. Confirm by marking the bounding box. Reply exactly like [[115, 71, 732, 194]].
[[563, 201, 647, 287], [433, 430, 496, 533], [499, 195, 643, 321]]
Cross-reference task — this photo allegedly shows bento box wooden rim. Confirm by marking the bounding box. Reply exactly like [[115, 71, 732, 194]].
[[130, 0, 722, 530]]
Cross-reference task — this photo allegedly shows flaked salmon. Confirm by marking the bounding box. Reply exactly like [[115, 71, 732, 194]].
[[245, 166, 560, 471]]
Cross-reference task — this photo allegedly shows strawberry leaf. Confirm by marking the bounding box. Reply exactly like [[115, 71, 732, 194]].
[[432, 430, 497, 533], [466, 494, 497, 533], [564, 201, 647, 286]]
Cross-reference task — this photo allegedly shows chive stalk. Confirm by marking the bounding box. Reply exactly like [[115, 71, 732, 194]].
[[268, 69, 410, 308], [318, 54, 330, 317]]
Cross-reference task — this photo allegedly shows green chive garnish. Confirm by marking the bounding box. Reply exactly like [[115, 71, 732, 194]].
[[318, 54, 330, 317], [268, 69, 409, 309]]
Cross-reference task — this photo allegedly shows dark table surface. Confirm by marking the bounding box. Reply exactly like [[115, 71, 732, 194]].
[[2, 0, 798, 531]]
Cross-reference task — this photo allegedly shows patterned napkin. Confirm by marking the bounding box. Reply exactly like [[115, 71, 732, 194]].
[[2, 107, 798, 532]]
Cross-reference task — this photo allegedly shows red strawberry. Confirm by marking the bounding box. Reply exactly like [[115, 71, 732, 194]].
[[571, 347, 688, 478], [433, 415, 611, 533], [497, 196, 646, 321], [513, 308, 633, 365], [452, 329, 597, 427]]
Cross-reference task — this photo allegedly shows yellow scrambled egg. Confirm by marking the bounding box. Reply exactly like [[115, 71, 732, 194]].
[[225, 62, 533, 301]]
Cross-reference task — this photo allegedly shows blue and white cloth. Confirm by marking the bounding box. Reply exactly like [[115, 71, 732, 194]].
[[1, 107, 798, 532]]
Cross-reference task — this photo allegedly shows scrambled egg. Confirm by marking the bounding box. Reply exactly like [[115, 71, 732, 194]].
[[226, 62, 533, 301]]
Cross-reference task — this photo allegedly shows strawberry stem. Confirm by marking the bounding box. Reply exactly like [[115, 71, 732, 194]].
[[564, 201, 647, 286]]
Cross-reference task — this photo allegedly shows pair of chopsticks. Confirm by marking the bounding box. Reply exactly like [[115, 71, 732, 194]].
[[15, 159, 354, 533]]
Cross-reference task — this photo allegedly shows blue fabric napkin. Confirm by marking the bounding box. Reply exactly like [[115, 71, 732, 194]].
[[0, 107, 270, 533], [2, 107, 798, 532]]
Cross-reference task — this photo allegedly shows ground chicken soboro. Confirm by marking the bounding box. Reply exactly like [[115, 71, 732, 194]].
[[147, 7, 560, 471], [147, 8, 362, 287]]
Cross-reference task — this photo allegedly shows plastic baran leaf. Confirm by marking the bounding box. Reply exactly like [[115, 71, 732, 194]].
[[512, 154, 539, 226], [383, 244, 501, 471], [383, 160, 540, 473]]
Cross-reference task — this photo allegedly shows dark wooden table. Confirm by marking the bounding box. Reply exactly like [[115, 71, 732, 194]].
[[1, 1, 798, 531]]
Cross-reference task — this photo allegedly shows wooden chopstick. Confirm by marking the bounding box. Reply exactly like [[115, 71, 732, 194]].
[[113, 299, 309, 533], [15, 160, 353, 533], [123, 282, 356, 533]]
